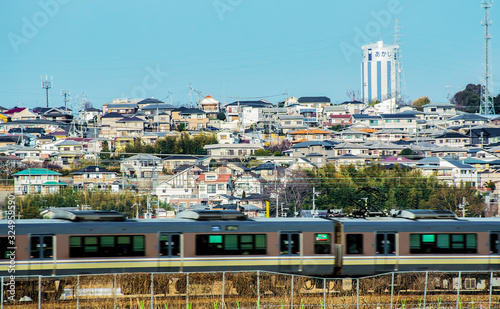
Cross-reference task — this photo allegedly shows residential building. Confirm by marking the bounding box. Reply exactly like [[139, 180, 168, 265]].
[[71, 165, 117, 190], [233, 172, 266, 197], [204, 143, 262, 157], [197, 172, 232, 199], [120, 154, 162, 178], [13, 168, 66, 195], [199, 96, 220, 119]]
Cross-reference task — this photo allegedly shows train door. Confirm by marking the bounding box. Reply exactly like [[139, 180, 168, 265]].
[[29, 234, 56, 276], [279, 231, 302, 273], [374, 232, 397, 273], [489, 231, 500, 269], [157, 232, 183, 272]]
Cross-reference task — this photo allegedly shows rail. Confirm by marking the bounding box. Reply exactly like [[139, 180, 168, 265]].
[[1, 270, 500, 308]]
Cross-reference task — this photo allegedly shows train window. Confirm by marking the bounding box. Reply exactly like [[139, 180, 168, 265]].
[[69, 235, 145, 257], [409, 233, 477, 254], [376, 233, 396, 255], [314, 233, 331, 254], [30, 235, 53, 259], [195, 234, 267, 255], [490, 233, 500, 254], [0, 237, 9, 259], [280, 232, 300, 255], [159, 233, 181, 257], [346, 234, 363, 254]]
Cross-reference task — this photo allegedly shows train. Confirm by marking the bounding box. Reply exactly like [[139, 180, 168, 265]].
[[1, 208, 499, 278]]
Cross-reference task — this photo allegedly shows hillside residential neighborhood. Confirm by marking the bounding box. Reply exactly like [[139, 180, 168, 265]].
[[2, 96, 500, 217]]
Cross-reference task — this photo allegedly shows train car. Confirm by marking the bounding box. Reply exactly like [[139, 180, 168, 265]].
[[0, 209, 499, 279], [0, 209, 336, 277], [334, 209, 500, 276]]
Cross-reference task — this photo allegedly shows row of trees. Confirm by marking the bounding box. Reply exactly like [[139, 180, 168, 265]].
[[122, 132, 218, 156], [277, 164, 487, 217], [12, 188, 172, 219]]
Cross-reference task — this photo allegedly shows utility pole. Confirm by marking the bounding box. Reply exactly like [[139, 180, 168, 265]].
[[41, 75, 52, 108], [458, 197, 468, 218], [189, 84, 193, 108], [312, 187, 320, 217], [480, 0, 495, 115], [62, 90, 70, 110]]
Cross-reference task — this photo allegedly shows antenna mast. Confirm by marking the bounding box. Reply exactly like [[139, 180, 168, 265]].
[[480, 0, 495, 115], [62, 90, 70, 110], [41, 75, 53, 108]]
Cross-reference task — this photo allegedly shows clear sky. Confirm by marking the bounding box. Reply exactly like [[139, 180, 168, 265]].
[[1, 0, 498, 109]]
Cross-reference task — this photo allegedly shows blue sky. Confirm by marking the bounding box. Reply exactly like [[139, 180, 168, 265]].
[[1, 0, 498, 109]]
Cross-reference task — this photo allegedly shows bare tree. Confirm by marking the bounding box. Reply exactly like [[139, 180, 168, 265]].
[[279, 169, 312, 216], [346, 90, 361, 102]]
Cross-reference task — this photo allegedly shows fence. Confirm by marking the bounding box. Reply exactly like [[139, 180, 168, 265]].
[[2, 270, 500, 308]]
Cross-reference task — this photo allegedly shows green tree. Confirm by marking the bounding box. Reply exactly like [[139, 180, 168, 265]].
[[254, 149, 271, 156], [100, 141, 111, 160], [451, 84, 481, 113], [368, 99, 380, 107], [398, 148, 414, 157]]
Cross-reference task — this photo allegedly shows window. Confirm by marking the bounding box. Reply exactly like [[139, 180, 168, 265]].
[[159, 233, 181, 257], [280, 232, 300, 255], [218, 184, 225, 190], [30, 235, 53, 259], [409, 233, 477, 254], [195, 234, 266, 255], [0, 237, 10, 259], [314, 233, 331, 254], [490, 232, 500, 254], [376, 233, 396, 255], [70, 235, 145, 257], [346, 234, 363, 254], [207, 185, 216, 194]]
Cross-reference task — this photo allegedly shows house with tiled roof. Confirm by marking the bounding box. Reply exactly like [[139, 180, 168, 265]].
[[70, 165, 116, 190], [333, 129, 371, 142], [463, 127, 500, 146], [326, 114, 353, 127], [290, 140, 338, 158], [37, 107, 73, 124], [233, 172, 266, 198], [297, 96, 332, 109], [431, 131, 470, 147], [120, 154, 162, 178], [379, 113, 418, 132], [351, 114, 383, 129], [199, 96, 220, 119], [416, 157, 477, 187], [447, 114, 490, 127], [116, 116, 146, 137], [171, 107, 208, 131], [276, 115, 306, 133], [4, 108, 39, 121], [422, 102, 457, 123], [197, 172, 232, 199], [337, 101, 366, 114], [203, 143, 262, 157], [288, 128, 331, 142], [13, 168, 66, 195], [105, 103, 138, 115]]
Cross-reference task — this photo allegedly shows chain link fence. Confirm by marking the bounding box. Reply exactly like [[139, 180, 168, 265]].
[[1, 271, 500, 308]]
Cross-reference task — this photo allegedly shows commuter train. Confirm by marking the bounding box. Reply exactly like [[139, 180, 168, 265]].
[[1, 208, 499, 278]]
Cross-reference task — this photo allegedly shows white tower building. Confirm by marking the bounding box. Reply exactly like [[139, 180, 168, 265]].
[[361, 40, 400, 104]]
